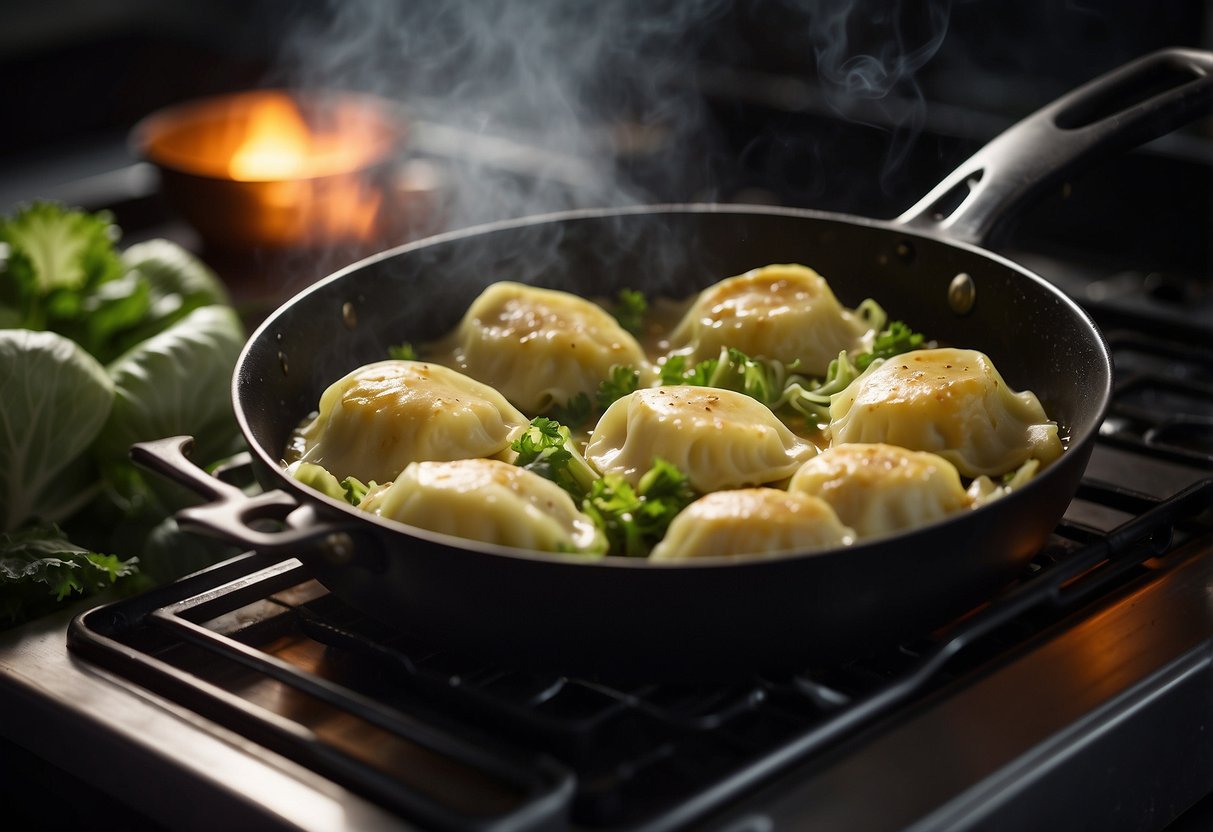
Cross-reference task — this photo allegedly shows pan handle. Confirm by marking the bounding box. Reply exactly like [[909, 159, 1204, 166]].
[[898, 47, 1213, 246], [130, 436, 385, 571]]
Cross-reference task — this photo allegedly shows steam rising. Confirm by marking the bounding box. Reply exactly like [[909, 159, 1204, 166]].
[[270, 0, 732, 232], [805, 0, 951, 175], [265, 0, 952, 280]]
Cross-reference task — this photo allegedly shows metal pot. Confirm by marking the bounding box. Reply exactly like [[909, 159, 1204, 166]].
[[131, 88, 422, 251]]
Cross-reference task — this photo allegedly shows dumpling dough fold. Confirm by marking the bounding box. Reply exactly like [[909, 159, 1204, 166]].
[[430, 281, 650, 414], [665, 264, 869, 375], [586, 386, 818, 493], [789, 443, 972, 539], [296, 360, 528, 483], [649, 488, 855, 559], [360, 458, 607, 554], [828, 348, 1062, 478]]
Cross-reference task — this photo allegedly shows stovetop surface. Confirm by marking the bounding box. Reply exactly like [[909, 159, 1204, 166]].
[[6, 312, 1211, 830]]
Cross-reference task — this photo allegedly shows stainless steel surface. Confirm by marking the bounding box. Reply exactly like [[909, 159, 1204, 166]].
[[0, 580, 413, 832], [706, 539, 1213, 831]]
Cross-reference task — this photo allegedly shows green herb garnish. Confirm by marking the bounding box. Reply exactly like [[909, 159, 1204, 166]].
[[387, 342, 418, 361], [855, 321, 925, 371], [581, 458, 696, 558], [613, 288, 647, 335], [596, 365, 640, 410], [510, 417, 599, 501]]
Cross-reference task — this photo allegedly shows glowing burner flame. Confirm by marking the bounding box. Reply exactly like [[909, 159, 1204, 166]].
[[135, 89, 410, 250], [226, 93, 386, 184], [228, 96, 312, 181]]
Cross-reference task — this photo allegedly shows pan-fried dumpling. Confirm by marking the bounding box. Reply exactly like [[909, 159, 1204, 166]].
[[789, 443, 972, 539], [359, 458, 607, 554], [649, 488, 855, 560], [585, 386, 818, 492], [828, 348, 1063, 478], [430, 281, 650, 414], [665, 264, 869, 375], [295, 360, 528, 483]]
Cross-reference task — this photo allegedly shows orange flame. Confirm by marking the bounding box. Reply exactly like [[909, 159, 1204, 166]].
[[228, 96, 312, 180], [139, 90, 412, 249], [223, 92, 388, 246]]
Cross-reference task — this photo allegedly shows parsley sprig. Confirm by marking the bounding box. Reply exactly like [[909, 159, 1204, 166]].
[[510, 417, 599, 501], [546, 364, 640, 428], [510, 417, 697, 557], [582, 459, 697, 558], [613, 288, 647, 335]]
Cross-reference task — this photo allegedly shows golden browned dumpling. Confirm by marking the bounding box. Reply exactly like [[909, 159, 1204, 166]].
[[649, 488, 855, 560], [828, 348, 1063, 478], [295, 360, 528, 483], [360, 458, 607, 554], [665, 264, 869, 375], [789, 443, 972, 539], [585, 386, 818, 492], [430, 281, 650, 413]]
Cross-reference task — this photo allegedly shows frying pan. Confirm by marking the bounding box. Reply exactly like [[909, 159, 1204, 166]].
[[134, 48, 1213, 678]]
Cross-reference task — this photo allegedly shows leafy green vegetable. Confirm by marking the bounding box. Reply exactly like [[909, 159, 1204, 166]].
[[105, 239, 232, 358], [613, 288, 647, 335], [94, 305, 245, 474], [773, 319, 926, 420], [341, 476, 373, 506], [581, 458, 697, 557], [0, 203, 235, 364], [856, 320, 925, 371], [774, 350, 860, 422], [289, 462, 346, 502], [510, 417, 599, 500], [0, 203, 246, 628], [546, 391, 592, 427], [289, 462, 375, 507], [656, 314, 926, 424], [0, 202, 122, 320], [659, 354, 715, 386], [388, 342, 418, 361], [660, 347, 789, 407], [0, 330, 114, 531], [0, 524, 136, 626], [596, 365, 640, 409], [547, 364, 641, 428], [509, 417, 696, 557]]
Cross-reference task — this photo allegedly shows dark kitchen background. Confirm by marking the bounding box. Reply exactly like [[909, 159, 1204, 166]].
[[2, 2, 1212, 831], [1, 0, 1209, 320]]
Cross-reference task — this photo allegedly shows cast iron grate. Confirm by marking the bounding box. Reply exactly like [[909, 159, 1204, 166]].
[[68, 476, 1212, 831], [1101, 330, 1213, 468]]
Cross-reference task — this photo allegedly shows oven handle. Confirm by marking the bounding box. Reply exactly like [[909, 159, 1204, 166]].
[[898, 47, 1213, 246], [130, 436, 386, 571]]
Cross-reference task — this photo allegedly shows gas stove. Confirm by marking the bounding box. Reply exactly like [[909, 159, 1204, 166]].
[[2, 154, 1211, 831], [1, 351, 1210, 831], [1, 6, 1212, 830]]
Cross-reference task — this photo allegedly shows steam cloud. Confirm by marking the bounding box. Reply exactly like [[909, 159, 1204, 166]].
[[804, 0, 952, 177], [266, 0, 952, 268], [270, 0, 732, 234]]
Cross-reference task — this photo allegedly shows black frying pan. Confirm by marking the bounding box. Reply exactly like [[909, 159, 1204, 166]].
[[134, 48, 1213, 678]]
